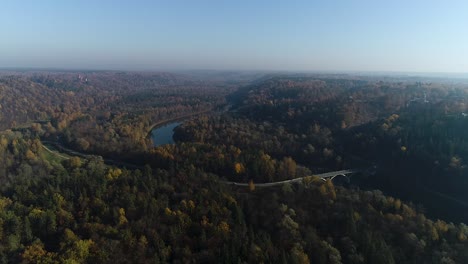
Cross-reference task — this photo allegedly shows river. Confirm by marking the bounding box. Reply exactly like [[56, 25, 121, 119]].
[[151, 122, 182, 146]]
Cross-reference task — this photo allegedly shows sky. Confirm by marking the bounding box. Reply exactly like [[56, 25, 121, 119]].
[[0, 0, 467, 73]]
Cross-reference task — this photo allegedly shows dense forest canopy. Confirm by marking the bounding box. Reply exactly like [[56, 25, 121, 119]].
[[0, 71, 468, 263]]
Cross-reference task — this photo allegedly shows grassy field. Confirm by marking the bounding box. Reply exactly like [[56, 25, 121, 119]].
[[41, 143, 71, 163]]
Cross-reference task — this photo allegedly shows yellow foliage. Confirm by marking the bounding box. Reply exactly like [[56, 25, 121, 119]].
[[68, 157, 82, 168], [53, 193, 66, 208], [248, 180, 255, 192], [165, 207, 173, 216], [234, 162, 245, 174], [0, 197, 12, 210], [385, 213, 403, 222], [22, 243, 46, 263], [188, 200, 196, 210], [381, 123, 390, 131], [325, 179, 335, 192], [218, 221, 230, 234], [329, 187, 337, 200], [118, 208, 128, 225], [57, 209, 75, 226], [25, 150, 36, 160], [201, 215, 210, 227], [458, 232, 467, 242], [250, 244, 263, 259], [394, 199, 402, 211], [416, 213, 426, 225], [164, 207, 177, 217], [387, 114, 400, 122], [234, 148, 241, 157], [106, 168, 123, 181], [114, 168, 122, 177], [223, 194, 237, 205], [341, 120, 347, 129], [22, 242, 58, 264], [435, 220, 448, 233], [302, 176, 313, 186], [57, 120, 67, 131], [318, 180, 337, 200], [402, 204, 416, 218], [319, 184, 328, 196], [290, 244, 310, 264], [63, 239, 94, 262], [395, 214, 404, 221], [431, 226, 439, 241], [138, 235, 149, 249], [0, 137, 8, 149], [449, 156, 462, 168], [29, 208, 45, 219], [63, 228, 79, 242], [353, 211, 361, 222]]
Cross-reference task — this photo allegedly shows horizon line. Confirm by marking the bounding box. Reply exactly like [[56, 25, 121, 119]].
[[1, 66, 468, 79]]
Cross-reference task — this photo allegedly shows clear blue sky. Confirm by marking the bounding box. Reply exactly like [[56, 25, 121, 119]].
[[1, 0, 467, 72]]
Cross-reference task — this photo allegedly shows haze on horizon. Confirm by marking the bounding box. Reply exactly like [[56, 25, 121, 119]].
[[1, 0, 467, 73]]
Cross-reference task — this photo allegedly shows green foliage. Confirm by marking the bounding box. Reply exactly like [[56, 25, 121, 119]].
[[1, 73, 468, 262]]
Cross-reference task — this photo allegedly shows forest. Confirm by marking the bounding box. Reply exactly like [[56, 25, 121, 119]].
[[0, 71, 468, 263]]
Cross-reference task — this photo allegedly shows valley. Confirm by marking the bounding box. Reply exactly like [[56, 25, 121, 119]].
[[1, 71, 468, 263]]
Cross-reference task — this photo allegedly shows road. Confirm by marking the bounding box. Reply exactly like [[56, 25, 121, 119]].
[[221, 169, 358, 187], [39, 110, 359, 185], [43, 138, 360, 185], [41, 140, 145, 169], [40, 110, 216, 169], [42, 144, 70, 160]]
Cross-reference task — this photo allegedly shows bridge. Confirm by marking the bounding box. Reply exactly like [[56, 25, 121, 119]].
[[221, 169, 358, 187]]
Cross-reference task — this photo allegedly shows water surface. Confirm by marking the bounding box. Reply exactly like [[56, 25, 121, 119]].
[[151, 122, 181, 146]]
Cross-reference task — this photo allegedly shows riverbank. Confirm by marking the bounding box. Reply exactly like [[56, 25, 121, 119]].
[[146, 109, 212, 138], [38, 110, 214, 170], [151, 122, 182, 146]]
